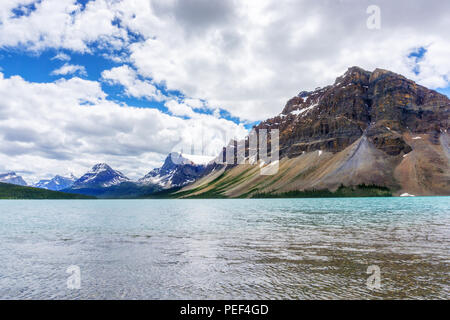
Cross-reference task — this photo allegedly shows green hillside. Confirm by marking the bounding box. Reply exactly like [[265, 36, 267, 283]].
[[0, 183, 96, 199]]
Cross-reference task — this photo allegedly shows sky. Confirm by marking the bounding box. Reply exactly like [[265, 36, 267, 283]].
[[0, 0, 449, 183]]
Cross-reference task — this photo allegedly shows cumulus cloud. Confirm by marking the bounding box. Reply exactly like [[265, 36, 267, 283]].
[[120, 0, 450, 120], [1, 0, 450, 121], [165, 100, 196, 118], [51, 63, 87, 76], [51, 52, 71, 61], [0, 0, 127, 52], [0, 72, 246, 182], [101, 65, 164, 101]]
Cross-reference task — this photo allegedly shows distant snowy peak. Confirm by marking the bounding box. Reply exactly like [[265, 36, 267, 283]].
[[0, 172, 27, 186], [139, 153, 211, 188], [72, 163, 130, 189], [34, 174, 77, 191], [89, 163, 113, 174]]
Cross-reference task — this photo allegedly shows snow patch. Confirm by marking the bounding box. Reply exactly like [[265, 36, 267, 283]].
[[290, 102, 319, 117], [400, 193, 415, 197]]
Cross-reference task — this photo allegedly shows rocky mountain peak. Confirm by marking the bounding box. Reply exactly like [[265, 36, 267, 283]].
[[259, 66, 449, 158], [91, 163, 112, 172], [71, 163, 130, 189], [335, 66, 371, 84], [139, 152, 211, 189], [34, 174, 77, 191], [0, 172, 27, 186]]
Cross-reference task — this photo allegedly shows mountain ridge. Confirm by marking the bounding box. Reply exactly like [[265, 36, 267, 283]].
[[34, 174, 77, 191], [63, 153, 212, 198], [176, 66, 450, 198], [71, 163, 131, 189]]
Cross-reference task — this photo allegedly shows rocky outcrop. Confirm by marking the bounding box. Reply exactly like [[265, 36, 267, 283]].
[[139, 153, 212, 189], [257, 66, 449, 158]]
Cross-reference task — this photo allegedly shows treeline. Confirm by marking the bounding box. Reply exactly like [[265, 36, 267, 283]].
[[0, 183, 95, 199], [252, 184, 392, 198]]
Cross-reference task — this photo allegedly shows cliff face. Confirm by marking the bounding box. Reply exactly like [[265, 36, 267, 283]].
[[178, 67, 450, 197], [258, 66, 449, 157]]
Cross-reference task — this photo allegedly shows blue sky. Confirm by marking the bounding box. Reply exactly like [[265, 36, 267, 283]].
[[0, 48, 254, 126], [0, 46, 447, 127], [0, 0, 449, 183]]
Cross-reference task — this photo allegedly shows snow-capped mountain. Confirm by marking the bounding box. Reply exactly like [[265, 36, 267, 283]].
[[34, 174, 77, 191], [71, 163, 131, 189], [0, 172, 27, 186], [139, 152, 213, 188]]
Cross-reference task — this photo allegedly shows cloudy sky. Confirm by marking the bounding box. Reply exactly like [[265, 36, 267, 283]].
[[0, 0, 449, 183]]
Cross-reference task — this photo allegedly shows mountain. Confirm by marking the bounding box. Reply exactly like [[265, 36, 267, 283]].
[[64, 163, 159, 198], [0, 172, 27, 186], [62, 154, 212, 198], [139, 152, 214, 189], [34, 174, 77, 191], [71, 163, 130, 189], [176, 67, 450, 198], [0, 182, 94, 199]]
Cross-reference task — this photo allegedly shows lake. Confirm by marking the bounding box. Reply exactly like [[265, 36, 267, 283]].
[[0, 197, 449, 299]]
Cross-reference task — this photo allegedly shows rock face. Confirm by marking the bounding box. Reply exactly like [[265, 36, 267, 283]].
[[178, 67, 450, 197], [71, 163, 130, 189], [139, 153, 211, 189], [258, 66, 449, 157], [34, 174, 77, 191], [0, 172, 27, 186]]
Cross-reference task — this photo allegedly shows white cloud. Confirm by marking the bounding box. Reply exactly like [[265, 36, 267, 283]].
[[0, 0, 127, 52], [165, 100, 196, 118], [51, 63, 87, 76], [1, 1, 450, 121], [101, 65, 163, 101], [51, 52, 71, 61], [121, 0, 450, 120], [0, 72, 247, 182]]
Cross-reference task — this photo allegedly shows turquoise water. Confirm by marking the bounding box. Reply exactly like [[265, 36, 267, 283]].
[[0, 197, 448, 299]]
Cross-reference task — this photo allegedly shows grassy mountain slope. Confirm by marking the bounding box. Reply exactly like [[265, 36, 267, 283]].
[[176, 131, 449, 198]]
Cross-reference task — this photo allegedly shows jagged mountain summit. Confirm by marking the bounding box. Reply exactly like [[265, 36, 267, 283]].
[[178, 66, 450, 198], [34, 174, 77, 191], [0, 172, 27, 186], [71, 163, 130, 189], [139, 152, 214, 189], [60, 154, 213, 198]]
